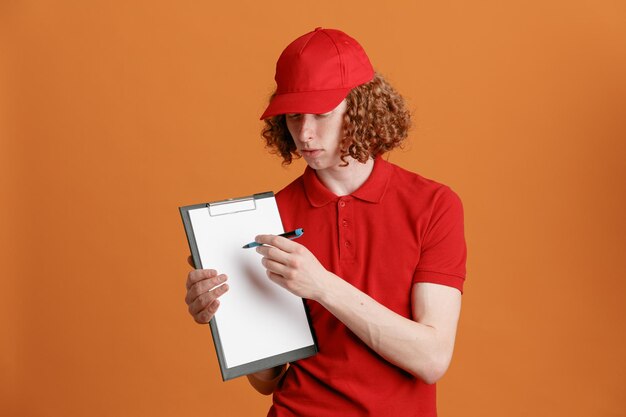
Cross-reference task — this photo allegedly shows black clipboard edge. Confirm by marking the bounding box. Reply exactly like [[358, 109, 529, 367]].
[[179, 192, 319, 381], [222, 344, 318, 381], [179, 202, 229, 382]]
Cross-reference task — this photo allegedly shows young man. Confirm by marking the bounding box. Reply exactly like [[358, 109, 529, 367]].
[[185, 28, 467, 416]]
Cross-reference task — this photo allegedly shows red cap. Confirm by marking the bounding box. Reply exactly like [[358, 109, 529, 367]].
[[260, 27, 375, 120]]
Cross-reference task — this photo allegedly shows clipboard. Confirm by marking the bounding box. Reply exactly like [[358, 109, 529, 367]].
[[179, 192, 318, 381]]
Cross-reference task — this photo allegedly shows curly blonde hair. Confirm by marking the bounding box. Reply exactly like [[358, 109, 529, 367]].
[[261, 73, 411, 165]]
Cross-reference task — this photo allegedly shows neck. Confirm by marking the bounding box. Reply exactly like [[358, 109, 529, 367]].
[[315, 157, 375, 196]]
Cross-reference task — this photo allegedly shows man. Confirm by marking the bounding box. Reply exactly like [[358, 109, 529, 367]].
[[185, 27, 466, 417]]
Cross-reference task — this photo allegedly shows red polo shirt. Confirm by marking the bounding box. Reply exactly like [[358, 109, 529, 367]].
[[270, 157, 466, 417]]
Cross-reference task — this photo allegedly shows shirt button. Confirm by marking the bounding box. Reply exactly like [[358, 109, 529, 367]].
[[342, 220, 348, 227], [345, 241, 351, 247], [339, 201, 346, 208]]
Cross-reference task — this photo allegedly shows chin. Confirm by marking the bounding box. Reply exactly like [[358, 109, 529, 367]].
[[303, 157, 325, 169]]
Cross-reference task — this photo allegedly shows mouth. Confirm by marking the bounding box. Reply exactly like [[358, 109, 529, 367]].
[[300, 149, 323, 157]]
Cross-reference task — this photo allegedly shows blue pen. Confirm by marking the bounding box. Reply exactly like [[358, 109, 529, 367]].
[[242, 228, 304, 249]]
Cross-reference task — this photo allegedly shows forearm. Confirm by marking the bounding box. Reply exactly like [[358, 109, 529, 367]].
[[317, 273, 456, 384], [254, 236, 461, 383], [246, 365, 287, 395]]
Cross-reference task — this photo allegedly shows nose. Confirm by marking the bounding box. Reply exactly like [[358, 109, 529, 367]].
[[293, 115, 315, 143]]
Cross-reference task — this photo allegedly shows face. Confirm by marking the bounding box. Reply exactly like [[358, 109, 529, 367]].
[[285, 99, 347, 171]]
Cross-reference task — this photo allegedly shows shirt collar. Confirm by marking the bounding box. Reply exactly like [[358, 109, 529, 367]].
[[303, 156, 392, 207]]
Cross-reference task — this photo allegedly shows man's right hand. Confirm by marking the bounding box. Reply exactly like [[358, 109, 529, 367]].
[[185, 256, 229, 324]]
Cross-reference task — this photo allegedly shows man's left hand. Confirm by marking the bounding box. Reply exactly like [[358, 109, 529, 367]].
[[254, 234, 331, 301]]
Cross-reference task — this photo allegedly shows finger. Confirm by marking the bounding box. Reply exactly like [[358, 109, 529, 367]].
[[186, 268, 218, 290], [255, 245, 290, 265], [255, 234, 301, 253], [185, 273, 228, 305], [188, 283, 229, 316], [260, 256, 290, 278], [266, 270, 289, 290], [195, 299, 221, 324], [187, 255, 195, 268]]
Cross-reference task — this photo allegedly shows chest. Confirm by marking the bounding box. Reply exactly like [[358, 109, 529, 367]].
[[280, 196, 422, 314]]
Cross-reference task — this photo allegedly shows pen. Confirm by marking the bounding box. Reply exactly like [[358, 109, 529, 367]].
[[242, 228, 304, 249]]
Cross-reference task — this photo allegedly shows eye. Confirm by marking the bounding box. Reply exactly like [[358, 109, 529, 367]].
[[286, 113, 302, 119], [316, 110, 332, 118]]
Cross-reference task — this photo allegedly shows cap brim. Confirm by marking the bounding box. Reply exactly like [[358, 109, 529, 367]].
[[259, 88, 352, 120]]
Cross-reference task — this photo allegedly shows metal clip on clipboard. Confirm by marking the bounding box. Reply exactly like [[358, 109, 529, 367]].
[[207, 192, 274, 217]]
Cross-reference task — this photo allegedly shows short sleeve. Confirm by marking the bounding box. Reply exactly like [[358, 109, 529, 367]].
[[413, 186, 467, 293]]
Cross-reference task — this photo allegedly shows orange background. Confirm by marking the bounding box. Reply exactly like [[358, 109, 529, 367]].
[[2, 1, 625, 416]]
